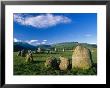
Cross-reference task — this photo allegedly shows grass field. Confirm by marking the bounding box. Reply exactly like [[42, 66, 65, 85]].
[[14, 49, 97, 75]]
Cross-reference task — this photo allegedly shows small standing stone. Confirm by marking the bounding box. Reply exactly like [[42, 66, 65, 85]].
[[59, 56, 69, 71], [63, 48, 65, 52], [21, 50, 26, 57], [17, 51, 21, 56], [45, 57, 53, 68], [25, 50, 33, 62]]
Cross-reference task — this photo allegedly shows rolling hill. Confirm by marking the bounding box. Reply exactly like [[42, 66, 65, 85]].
[[14, 42, 97, 51], [14, 42, 36, 51], [52, 42, 97, 50]]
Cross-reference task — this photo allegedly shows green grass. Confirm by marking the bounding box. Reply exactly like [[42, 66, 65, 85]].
[[14, 50, 97, 75]]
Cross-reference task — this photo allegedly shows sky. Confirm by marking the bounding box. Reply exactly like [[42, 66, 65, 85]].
[[13, 13, 97, 46]]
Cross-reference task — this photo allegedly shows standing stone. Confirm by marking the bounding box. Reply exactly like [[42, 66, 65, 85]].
[[28, 50, 32, 54], [25, 53, 33, 62], [37, 47, 41, 53], [63, 48, 65, 52], [59, 56, 69, 71], [21, 50, 25, 57], [45, 57, 59, 69], [72, 45, 92, 69], [45, 57, 53, 68], [17, 51, 21, 56], [54, 48, 57, 52]]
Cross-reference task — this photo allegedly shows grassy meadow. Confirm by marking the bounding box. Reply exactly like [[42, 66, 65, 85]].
[[14, 48, 97, 75]]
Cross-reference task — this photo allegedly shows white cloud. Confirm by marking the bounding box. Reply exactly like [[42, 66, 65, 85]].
[[85, 34, 92, 37], [43, 40, 47, 42], [30, 40, 38, 42], [25, 40, 38, 45], [26, 40, 38, 44], [14, 13, 71, 28], [41, 42, 46, 44], [14, 38, 18, 42], [14, 38, 22, 42], [90, 42, 97, 44], [25, 40, 47, 46], [35, 42, 41, 45], [14, 38, 48, 45]]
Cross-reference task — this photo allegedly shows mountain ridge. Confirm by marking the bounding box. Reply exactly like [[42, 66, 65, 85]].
[[14, 42, 97, 51]]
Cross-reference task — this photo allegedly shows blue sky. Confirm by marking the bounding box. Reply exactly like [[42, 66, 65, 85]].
[[14, 13, 97, 46]]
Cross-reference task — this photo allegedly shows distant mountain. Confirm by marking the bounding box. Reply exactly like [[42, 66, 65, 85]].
[[80, 43, 97, 49], [36, 44, 52, 50], [14, 42, 53, 51], [52, 42, 97, 50], [14, 42, 97, 52], [14, 42, 36, 51], [51, 42, 78, 50]]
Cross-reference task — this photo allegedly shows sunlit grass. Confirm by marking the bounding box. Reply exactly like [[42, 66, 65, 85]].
[[14, 50, 97, 75]]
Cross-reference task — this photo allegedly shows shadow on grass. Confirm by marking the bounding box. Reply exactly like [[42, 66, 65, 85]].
[[31, 60, 45, 64], [91, 63, 97, 74]]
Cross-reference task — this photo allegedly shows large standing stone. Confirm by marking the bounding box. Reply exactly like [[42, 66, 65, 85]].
[[59, 56, 69, 71], [72, 45, 92, 69]]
